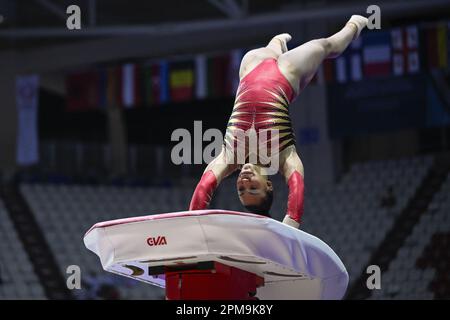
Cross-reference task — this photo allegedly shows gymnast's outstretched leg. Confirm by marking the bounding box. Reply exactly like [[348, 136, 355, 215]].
[[277, 15, 368, 94]]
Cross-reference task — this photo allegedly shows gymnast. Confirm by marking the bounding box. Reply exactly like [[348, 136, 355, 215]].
[[189, 15, 368, 228]]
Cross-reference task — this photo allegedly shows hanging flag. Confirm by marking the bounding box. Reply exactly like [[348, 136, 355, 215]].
[[362, 31, 392, 78], [169, 60, 195, 102], [350, 54, 363, 80], [228, 49, 244, 95], [159, 60, 170, 104], [195, 54, 207, 100], [120, 63, 142, 108], [322, 59, 335, 84], [207, 54, 230, 98], [391, 26, 420, 76], [391, 28, 404, 75], [334, 37, 363, 83], [142, 64, 153, 106], [335, 56, 347, 83], [150, 63, 162, 106], [66, 70, 100, 111], [106, 66, 120, 108], [425, 23, 448, 70], [143, 61, 170, 106], [349, 37, 363, 81], [121, 63, 135, 108], [16, 75, 39, 166], [98, 68, 108, 109]]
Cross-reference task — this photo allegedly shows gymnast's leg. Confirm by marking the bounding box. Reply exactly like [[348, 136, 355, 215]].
[[239, 33, 292, 79], [277, 15, 368, 94]]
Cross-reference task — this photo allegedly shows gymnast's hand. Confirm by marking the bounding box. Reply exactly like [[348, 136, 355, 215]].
[[189, 147, 237, 210], [280, 146, 305, 229]]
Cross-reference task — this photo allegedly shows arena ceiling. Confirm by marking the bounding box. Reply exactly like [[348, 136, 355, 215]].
[[0, 0, 448, 69], [1, 0, 449, 35], [2, 0, 296, 27]]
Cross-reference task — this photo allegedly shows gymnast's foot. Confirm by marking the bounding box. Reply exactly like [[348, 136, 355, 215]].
[[346, 15, 369, 40], [272, 33, 292, 53]]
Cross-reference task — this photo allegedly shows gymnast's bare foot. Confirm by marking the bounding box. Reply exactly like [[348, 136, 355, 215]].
[[272, 33, 292, 53], [346, 15, 369, 40]]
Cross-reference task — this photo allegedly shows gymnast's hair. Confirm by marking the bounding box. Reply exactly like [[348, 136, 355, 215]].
[[244, 183, 273, 217]]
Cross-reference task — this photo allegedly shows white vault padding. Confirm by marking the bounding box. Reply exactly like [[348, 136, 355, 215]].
[[84, 210, 349, 299]]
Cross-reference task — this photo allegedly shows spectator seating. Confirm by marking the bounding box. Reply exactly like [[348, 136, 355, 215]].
[[0, 199, 47, 299], [370, 171, 450, 299], [17, 154, 439, 299]]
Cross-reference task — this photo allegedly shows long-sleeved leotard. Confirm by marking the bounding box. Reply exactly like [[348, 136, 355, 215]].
[[189, 58, 305, 226], [190, 16, 369, 227]]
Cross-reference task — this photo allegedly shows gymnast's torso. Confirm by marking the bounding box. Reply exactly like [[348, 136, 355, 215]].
[[224, 58, 298, 163]]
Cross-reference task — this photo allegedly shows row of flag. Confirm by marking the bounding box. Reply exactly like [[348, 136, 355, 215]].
[[310, 22, 450, 85], [66, 50, 243, 111], [66, 22, 450, 111]]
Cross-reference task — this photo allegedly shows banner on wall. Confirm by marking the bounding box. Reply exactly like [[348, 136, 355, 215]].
[[63, 21, 450, 111], [16, 74, 40, 166], [327, 74, 427, 138]]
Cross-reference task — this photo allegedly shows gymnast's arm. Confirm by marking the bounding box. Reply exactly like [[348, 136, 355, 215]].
[[279, 145, 305, 229], [189, 146, 238, 210]]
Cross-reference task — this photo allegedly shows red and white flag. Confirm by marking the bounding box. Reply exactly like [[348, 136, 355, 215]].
[[391, 26, 420, 75]]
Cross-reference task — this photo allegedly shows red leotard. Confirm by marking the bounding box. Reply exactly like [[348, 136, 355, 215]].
[[190, 58, 304, 226], [224, 58, 297, 157]]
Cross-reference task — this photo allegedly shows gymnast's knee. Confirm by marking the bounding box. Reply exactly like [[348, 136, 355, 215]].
[[312, 38, 332, 56]]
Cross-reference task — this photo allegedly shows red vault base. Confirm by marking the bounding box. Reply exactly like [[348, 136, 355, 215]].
[[164, 261, 264, 300]]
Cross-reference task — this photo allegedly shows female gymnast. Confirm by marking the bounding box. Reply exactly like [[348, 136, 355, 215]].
[[189, 15, 368, 228]]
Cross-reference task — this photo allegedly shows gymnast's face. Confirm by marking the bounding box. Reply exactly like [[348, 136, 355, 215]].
[[236, 163, 272, 207]]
